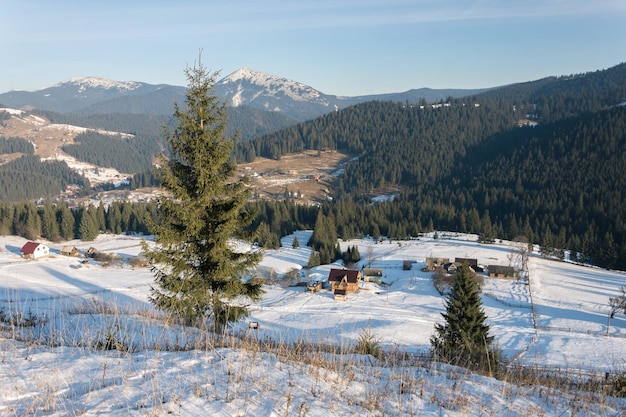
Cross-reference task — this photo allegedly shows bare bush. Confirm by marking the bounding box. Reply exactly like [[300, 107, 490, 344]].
[[92, 251, 123, 267]]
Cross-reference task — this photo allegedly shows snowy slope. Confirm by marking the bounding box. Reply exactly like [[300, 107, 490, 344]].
[[1, 232, 625, 415]]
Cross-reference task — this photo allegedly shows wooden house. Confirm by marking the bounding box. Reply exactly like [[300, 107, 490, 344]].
[[488, 265, 516, 279], [454, 257, 484, 273], [20, 241, 50, 260], [424, 257, 450, 271], [61, 246, 80, 257], [362, 267, 383, 283], [454, 257, 478, 267], [328, 268, 361, 293]]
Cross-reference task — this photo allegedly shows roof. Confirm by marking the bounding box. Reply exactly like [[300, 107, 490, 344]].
[[328, 268, 361, 283], [488, 265, 515, 276], [20, 241, 42, 255], [455, 257, 478, 266], [362, 268, 383, 277]]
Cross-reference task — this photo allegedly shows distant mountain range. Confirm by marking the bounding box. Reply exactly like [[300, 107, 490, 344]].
[[0, 69, 488, 121]]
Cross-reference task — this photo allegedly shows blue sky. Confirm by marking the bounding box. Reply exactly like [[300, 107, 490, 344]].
[[1, 1, 625, 96]]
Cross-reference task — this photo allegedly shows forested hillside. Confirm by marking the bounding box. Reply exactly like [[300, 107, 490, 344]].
[[61, 131, 162, 174], [0, 155, 89, 201], [237, 63, 626, 269]]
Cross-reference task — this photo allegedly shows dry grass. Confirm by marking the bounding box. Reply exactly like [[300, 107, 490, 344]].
[[236, 149, 350, 205], [1, 301, 624, 416]]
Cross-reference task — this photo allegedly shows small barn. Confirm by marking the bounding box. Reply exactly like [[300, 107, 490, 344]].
[[61, 246, 80, 257], [328, 268, 361, 293], [488, 265, 516, 279], [20, 241, 50, 260], [362, 267, 383, 284], [333, 288, 347, 301]]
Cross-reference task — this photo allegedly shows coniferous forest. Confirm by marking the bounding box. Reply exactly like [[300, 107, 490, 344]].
[[1, 63, 626, 270], [235, 63, 626, 270]]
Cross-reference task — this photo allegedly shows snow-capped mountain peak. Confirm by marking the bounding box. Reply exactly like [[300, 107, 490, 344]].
[[53, 77, 142, 93], [217, 68, 327, 108]]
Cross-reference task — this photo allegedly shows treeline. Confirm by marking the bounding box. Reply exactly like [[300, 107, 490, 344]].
[[0, 137, 34, 154], [0, 155, 89, 201], [41, 104, 296, 143], [477, 62, 626, 123], [40, 111, 173, 137], [61, 131, 161, 173], [0, 200, 159, 242]]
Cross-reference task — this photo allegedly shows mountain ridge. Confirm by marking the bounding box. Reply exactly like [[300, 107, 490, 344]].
[[0, 69, 488, 121]]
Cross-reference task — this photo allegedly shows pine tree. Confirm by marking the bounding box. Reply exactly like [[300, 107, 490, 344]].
[[40, 202, 61, 242], [430, 263, 499, 374], [57, 204, 75, 240], [107, 203, 122, 234], [142, 57, 262, 332], [96, 202, 106, 233], [78, 205, 99, 241]]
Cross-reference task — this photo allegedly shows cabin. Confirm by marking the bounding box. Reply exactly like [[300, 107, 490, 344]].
[[488, 265, 516, 279], [60, 246, 80, 257], [454, 257, 484, 273], [20, 241, 50, 260], [454, 257, 478, 267], [362, 267, 383, 284], [328, 268, 361, 293], [424, 257, 450, 271], [307, 281, 322, 292]]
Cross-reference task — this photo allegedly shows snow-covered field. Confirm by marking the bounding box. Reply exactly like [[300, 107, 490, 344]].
[[1, 232, 625, 416]]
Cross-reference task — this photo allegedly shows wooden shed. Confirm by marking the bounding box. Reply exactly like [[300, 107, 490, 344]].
[[362, 267, 383, 283], [61, 246, 80, 257], [455, 257, 478, 267], [333, 288, 347, 301], [488, 265, 516, 279]]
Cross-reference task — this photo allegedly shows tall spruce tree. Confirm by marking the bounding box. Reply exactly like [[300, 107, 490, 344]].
[[430, 263, 499, 373], [142, 58, 262, 332]]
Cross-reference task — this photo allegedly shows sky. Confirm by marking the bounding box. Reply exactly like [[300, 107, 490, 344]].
[[1, 0, 625, 96]]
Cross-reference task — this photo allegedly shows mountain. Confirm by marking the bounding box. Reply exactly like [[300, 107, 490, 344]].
[[0, 77, 186, 114], [0, 70, 488, 121], [214, 68, 488, 121]]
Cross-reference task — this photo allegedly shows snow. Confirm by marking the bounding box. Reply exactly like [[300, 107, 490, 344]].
[[54, 77, 142, 92], [0, 107, 26, 116], [1, 232, 625, 415], [42, 153, 130, 186], [220, 68, 327, 105]]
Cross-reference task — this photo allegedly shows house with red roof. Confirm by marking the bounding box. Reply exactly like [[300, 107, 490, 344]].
[[20, 241, 50, 260]]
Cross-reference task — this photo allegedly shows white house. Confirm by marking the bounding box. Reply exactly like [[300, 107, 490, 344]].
[[20, 241, 50, 260]]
